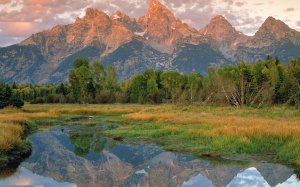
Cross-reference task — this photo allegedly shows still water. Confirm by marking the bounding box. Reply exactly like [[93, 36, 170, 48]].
[[0, 124, 299, 187]]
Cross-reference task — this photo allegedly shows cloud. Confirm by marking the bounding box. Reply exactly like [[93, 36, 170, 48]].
[[0, 0, 10, 3], [235, 2, 245, 7], [285, 8, 295, 12], [0, 0, 23, 13], [255, 3, 264, 6], [0, 0, 300, 47], [0, 22, 34, 36]]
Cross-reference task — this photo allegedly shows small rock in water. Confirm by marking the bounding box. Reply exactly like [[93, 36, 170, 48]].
[[135, 169, 148, 175], [201, 152, 221, 158]]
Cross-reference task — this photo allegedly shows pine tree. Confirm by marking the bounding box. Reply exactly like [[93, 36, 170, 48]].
[[273, 80, 282, 104], [87, 78, 96, 99], [0, 84, 12, 109], [12, 82, 17, 89]]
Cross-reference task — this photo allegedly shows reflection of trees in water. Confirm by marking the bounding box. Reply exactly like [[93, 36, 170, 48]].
[[69, 129, 116, 157], [296, 166, 300, 179]]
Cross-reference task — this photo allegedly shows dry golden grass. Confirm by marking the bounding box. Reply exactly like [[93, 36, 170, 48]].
[[207, 124, 300, 138], [123, 112, 299, 125], [0, 123, 22, 151], [0, 114, 28, 124], [122, 105, 300, 139], [55, 107, 136, 115], [0, 104, 142, 123], [25, 110, 60, 119], [0, 111, 27, 152], [22, 104, 143, 116], [0, 111, 59, 125]]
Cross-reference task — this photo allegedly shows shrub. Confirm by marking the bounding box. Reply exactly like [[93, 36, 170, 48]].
[[10, 93, 24, 108]]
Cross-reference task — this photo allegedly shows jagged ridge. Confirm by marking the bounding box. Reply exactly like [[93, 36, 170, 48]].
[[0, 0, 300, 84]]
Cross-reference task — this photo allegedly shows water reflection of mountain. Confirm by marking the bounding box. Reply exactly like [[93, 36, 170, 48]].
[[227, 167, 300, 187], [8, 126, 299, 187], [0, 167, 76, 187]]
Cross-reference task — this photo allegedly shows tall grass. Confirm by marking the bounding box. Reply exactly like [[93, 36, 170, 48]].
[[122, 111, 300, 138], [0, 123, 22, 151], [23, 104, 143, 115], [107, 104, 300, 166]]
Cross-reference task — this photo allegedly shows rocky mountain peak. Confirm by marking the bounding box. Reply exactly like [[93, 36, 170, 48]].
[[256, 16, 292, 35], [111, 10, 136, 25], [138, 0, 177, 36], [251, 16, 300, 46], [111, 11, 129, 20], [137, 0, 198, 53], [211, 15, 229, 22], [4, 4, 300, 84], [200, 15, 242, 42], [146, 0, 176, 22], [110, 11, 141, 36], [84, 8, 108, 19], [75, 8, 111, 28]]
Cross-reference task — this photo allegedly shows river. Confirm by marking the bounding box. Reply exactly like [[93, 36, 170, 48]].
[[0, 123, 299, 187]]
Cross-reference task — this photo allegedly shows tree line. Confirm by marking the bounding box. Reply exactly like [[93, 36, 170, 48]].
[[0, 83, 24, 109], [1, 56, 299, 108]]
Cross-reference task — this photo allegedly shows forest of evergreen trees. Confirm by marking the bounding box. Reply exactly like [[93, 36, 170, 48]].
[[1, 56, 299, 108]]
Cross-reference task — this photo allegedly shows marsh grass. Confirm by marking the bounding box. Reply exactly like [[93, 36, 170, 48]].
[[0, 123, 22, 151], [1, 103, 299, 168], [107, 104, 300, 166], [23, 104, 142, 115]]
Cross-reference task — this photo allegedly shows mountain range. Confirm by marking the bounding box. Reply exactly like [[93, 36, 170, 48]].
[[1, 0, 300, 84]]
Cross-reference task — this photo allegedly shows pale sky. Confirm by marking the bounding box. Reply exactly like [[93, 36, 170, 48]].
[[0, 0, 300, 47]]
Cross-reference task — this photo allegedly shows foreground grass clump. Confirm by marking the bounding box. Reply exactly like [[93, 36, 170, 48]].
[[106, 104, 300, 166], [0, 123, 22, 151], [0, 108, 38, 165]]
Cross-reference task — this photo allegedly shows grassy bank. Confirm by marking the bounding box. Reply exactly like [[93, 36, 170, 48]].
[[105, 104, 300, 167], [0, 109, 34, 167]]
